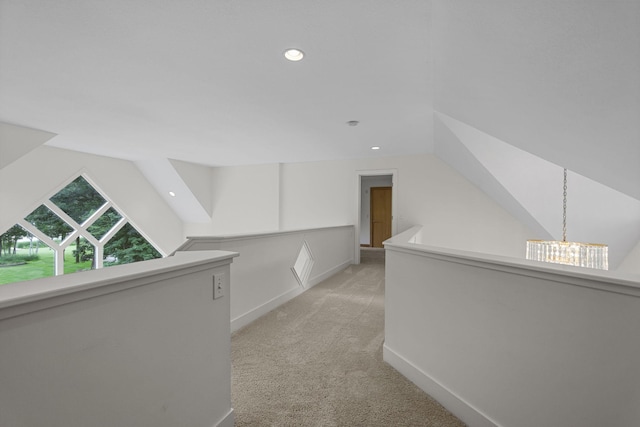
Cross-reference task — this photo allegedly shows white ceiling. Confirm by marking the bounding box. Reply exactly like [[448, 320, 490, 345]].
[[1, 0, 639, 261], [1, 0, 637, 193], [431, 0, 639, 201], [0, 0, 432, 165]]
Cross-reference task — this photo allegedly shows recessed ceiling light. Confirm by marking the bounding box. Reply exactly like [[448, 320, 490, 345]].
[[169, 191, 176, 197], [346, 120, 359, 126], [371, 146, 381, 150], [284, 48, 304, 61]]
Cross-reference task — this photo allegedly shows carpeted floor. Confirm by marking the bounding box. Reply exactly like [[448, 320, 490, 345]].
[[231, 250, 465, 426], [359, 246, 386, 264]]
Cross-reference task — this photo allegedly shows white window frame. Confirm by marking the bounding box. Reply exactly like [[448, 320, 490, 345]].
[[8, 172, 157, 276]]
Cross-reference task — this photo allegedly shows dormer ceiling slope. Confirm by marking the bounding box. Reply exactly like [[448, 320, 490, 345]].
[[431, 0, 640, 201]]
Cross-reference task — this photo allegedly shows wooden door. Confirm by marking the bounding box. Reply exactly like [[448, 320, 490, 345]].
[[370, 186, 392, 248]]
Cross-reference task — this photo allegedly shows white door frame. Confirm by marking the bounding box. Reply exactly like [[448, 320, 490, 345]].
[[354, 169, 397, 264]]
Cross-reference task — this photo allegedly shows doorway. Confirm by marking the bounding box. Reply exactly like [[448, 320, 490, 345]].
[[354, 169, 398, 264], [356, 174, 396, 249], [370, 186, 392, 248]]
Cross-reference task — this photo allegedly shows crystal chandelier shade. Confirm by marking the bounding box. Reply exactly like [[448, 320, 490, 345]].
[[525, 169, 608, 270], [526, 240, 608, 270]]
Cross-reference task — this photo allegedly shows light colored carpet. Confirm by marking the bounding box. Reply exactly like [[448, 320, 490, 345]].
[[359, 246, 386, 264], [231, 254, 466, 426]]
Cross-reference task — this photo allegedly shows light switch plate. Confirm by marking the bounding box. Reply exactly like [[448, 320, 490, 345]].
[[213, 274, 224, 299]]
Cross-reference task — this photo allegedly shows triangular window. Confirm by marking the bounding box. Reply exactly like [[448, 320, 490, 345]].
[[0, 174, 162, 285]]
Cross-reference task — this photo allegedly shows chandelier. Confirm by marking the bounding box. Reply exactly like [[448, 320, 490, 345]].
[[526, 168, 608, 270]]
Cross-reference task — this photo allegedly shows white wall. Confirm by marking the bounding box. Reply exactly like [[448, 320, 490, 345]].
[[188, 153, 535, 258], [359, 175, 393, 245], [177, 226, 355, 332], [170, 158, 214, 217], [0, 146, 184, 255], [384, 235, 640, 427], [0, 122, 56, 168], [279, 154, 534, 258], [0, 251, 236, 427], [2, 147, 536, 260], [280, 160, 354, 230], [136, 158, 212, 223], [619, 239, 640, 275], [184, 163, 280, 236]]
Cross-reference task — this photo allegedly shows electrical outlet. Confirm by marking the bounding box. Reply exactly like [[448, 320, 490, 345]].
[[213, 274, 224, 299]]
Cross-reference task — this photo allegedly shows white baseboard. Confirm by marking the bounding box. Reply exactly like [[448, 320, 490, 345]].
[[308, 259, 353, 288], [230, 259, 353, 333], [231, 286, 304, 332], [214, 408, 234, 427], [383, 344, 499, 427]]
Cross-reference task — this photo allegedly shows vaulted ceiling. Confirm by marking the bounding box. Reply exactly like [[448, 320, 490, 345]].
[[0, 0, 432, 165], [1, 1, 638, 265]]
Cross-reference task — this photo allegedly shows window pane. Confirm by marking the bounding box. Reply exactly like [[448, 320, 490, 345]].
[[87, 207, 122, 240], [50, 176, 106, 224], [104, 223, 162, 266], [0, 225, 54, 285], [25, 205, 74, 241], [66, 236, 95, 274]]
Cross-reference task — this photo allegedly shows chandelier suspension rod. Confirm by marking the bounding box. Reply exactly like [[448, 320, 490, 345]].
[[525, 166, 608, 270], [562, 168, 567, 242]]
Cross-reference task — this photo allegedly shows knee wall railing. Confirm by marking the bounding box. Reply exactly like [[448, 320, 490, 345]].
[[384, 225, 640, 427], [176, 225, 355, 332]]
